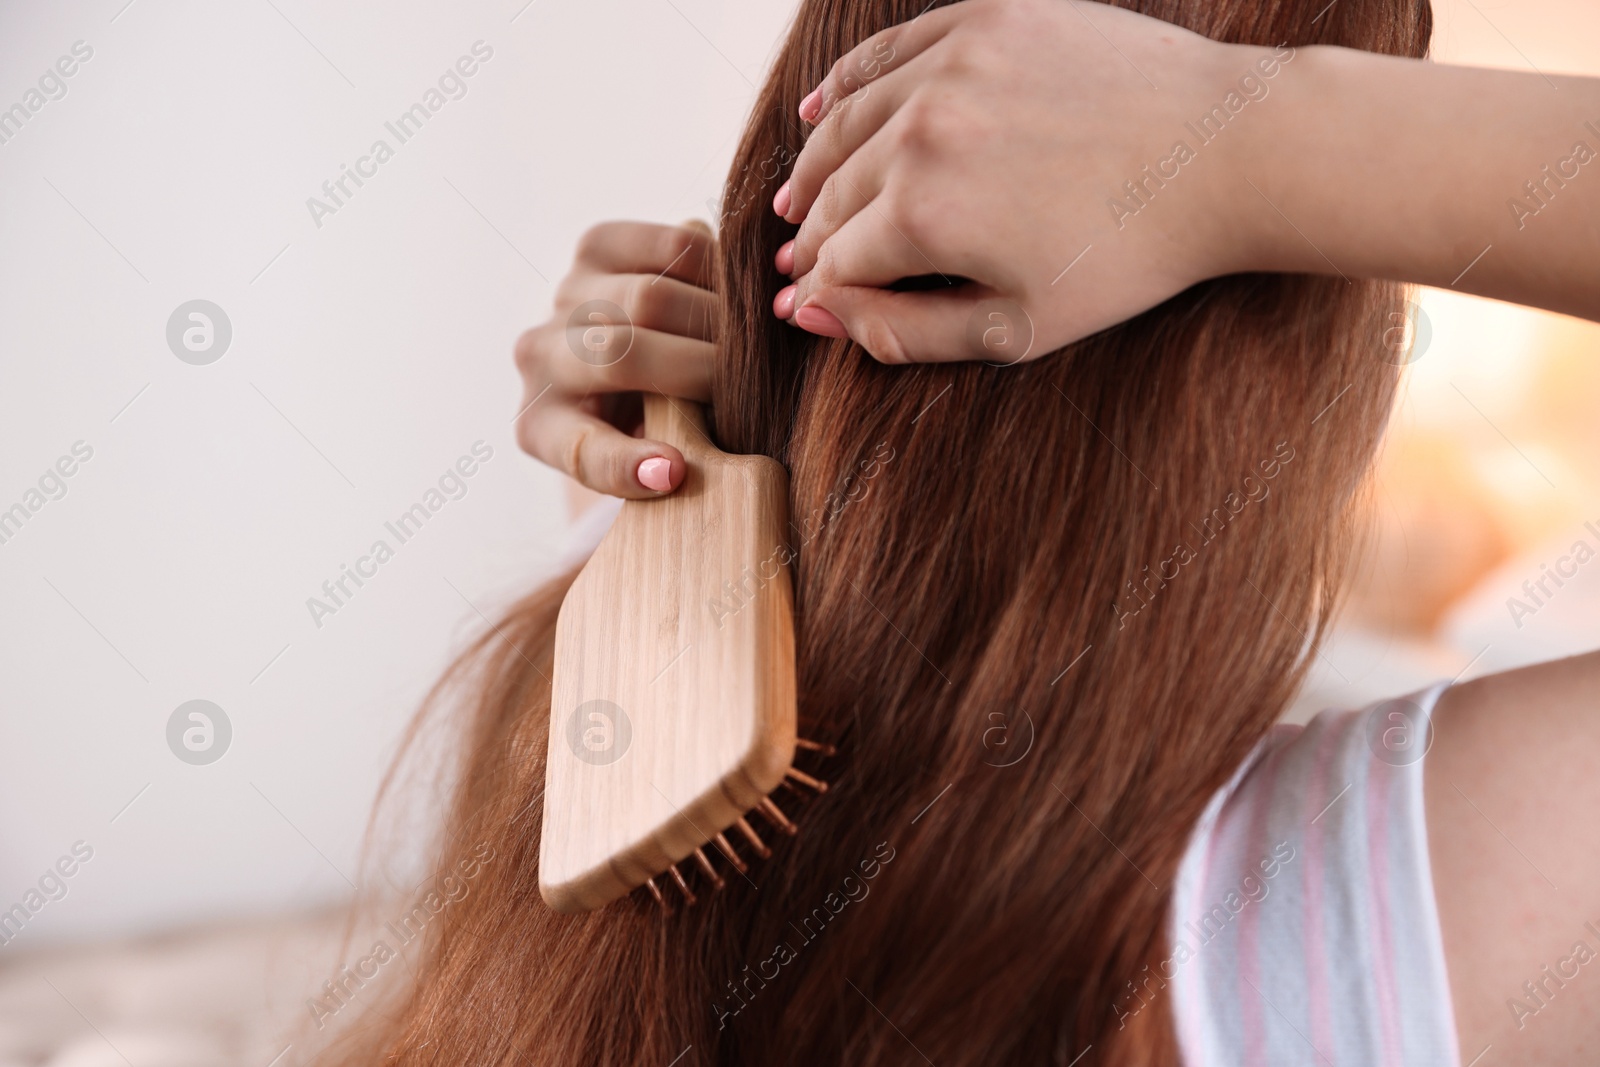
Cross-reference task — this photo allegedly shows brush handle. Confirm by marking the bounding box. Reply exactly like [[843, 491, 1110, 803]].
[[642, 394, 710, 453], [542, 389, 797, 913]]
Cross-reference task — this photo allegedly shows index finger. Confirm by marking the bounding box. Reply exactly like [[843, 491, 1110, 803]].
[[800, 2, 966, 125], [573, 220, 717, 289]]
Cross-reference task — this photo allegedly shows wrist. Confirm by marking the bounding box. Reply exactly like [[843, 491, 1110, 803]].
[[1220, 43, 1357, 277], [1177, 40, 1337, 280]]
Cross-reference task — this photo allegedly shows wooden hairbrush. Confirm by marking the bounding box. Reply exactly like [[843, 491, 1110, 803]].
[[540, 395, 830, 913]]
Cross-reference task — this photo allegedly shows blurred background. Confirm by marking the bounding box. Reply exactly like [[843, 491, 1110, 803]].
[[0, 0, 1596, 1063]]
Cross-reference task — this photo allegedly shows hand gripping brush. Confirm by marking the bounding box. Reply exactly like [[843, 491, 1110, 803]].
[[540, 395, 832, 913]]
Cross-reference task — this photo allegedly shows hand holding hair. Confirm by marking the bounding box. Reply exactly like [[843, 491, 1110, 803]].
[[775, 0, 1600, 362]]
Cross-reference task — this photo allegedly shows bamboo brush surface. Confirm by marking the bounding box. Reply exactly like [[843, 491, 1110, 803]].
[[540, 396, 797, 912]]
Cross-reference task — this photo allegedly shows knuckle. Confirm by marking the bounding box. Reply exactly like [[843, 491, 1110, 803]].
[[973, 0, 1018, 25], [789, 219, 820, 272], [788, 161, 820, 216], [601, 446, 633, 492], [849, 29, 895, 84], [790, 273, 816, 317], [821, 43, 870, 114], [552, 276, 574, 309], [812, 105, 846, 159], [933, 38, 975, 79], [867, 28, 900, 73], [833, 71, 869, 110], [574, 222, 612, 264], [513, 327, 545, 373], [893, 96, 940, 153], [789, 229, 817, 277], [514, 412, 538, 457], [901, 92, 974, 158], [621, 275, 656, 325], [553, 271, 589, 310], [858, 316, 910, 365], [966, 0, 1004, 27], [965, 37, 1007, 80], [820, 54, 850, 106], [657, 227, 698, 273], [811, 241, 841, 288], [562, 425, 591, 481], [879, 191, 932, 251], [814, 175, 842, 229], [941, 96, 985, 149]]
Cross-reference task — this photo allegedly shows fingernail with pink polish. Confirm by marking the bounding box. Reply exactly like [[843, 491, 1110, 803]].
[[794, 304, 848, 338], [772, 180, 791, 218], [775, 240, 795, 275], [637, 457, 673, 492], [773, 284, 797, 319], [798, 87, 823, 122]]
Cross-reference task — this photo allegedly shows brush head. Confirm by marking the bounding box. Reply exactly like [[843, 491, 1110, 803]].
[[540, 396, 798, 913]]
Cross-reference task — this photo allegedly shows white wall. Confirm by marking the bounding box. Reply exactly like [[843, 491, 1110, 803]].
[[0, 0, 795, 945]]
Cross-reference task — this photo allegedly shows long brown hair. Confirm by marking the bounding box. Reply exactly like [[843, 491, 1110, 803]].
[[325, 0, 1431, 1062]]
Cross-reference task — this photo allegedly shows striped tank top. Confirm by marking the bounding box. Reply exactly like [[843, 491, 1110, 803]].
[[1165, 681, 1460, 1066]]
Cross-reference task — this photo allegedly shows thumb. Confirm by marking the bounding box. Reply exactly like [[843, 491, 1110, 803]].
[[798, 287, 1038, 366]]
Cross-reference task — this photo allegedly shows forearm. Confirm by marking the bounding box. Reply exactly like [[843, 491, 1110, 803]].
[[1244, 46, 1600, 320]]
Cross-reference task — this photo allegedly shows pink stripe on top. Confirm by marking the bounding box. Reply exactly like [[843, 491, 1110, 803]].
[[1168, 682, 1460, 1067], [1365, 740, 1403, 1067], [1300, 720, 1339, 1063], [1233, 740, 1285, 1067]]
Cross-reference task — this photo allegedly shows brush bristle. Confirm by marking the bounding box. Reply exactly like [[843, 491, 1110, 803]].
[[638, 738, 833, 912]]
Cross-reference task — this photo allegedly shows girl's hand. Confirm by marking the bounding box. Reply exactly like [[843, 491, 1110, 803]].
[[514, 220, 717, 497], [779, 0, 1600, 360], [774, 0, 1269, 363]]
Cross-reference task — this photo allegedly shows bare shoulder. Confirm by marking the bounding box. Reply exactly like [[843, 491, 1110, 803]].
[[1426, 649, 1600, 1066]]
